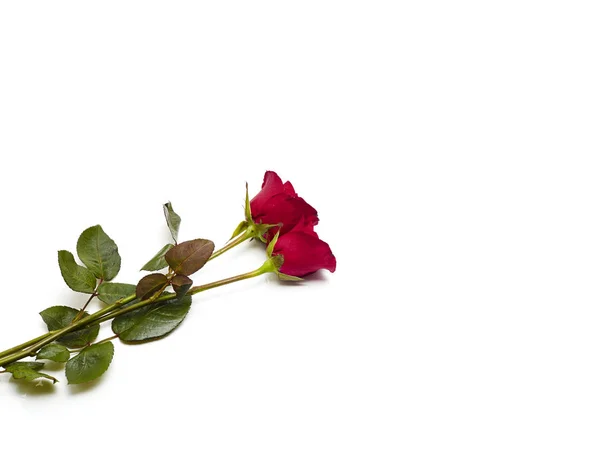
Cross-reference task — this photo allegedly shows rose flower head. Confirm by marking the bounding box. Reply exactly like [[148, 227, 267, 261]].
[[269, 221, 336, 278], [250, 171, 319, 240], [231, 170, 337, 279]]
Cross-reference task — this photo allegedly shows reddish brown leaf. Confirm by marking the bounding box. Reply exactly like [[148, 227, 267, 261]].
[[165, 239, 214, 276]]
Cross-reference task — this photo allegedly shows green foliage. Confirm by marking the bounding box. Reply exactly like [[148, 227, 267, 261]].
[[140, 243, 174, 271], [39, 306, 99, 348], [165, 239, 215, 276], [97, 282, 136, 305], [5, 361, 44, 370], [163, 202, 181, 243], [76, 225, 121, 281], [136, 273, 169, 300], [5, 362, 58, 384], [65, 341, 114, 384], [57, 250, 97, 294], [36, 343, 71, 363], [112, 296, 192, 342]]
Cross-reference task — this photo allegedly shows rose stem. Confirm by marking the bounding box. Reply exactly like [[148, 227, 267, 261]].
[[0, 261, 272, 367], [0, 230, 255, 362]]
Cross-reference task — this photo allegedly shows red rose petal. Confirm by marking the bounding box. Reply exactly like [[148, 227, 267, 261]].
[[250, 171, 319, 239], [250, 171, 285, 213], [283, 180, 297, 196], [274, 231, 336, 277], [255, 194, 319, 237]]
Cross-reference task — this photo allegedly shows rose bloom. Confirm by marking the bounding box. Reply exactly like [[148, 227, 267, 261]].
[[251, 171, 336, 277], [273, 222, 336, 277], [250, 171, 318, 238]]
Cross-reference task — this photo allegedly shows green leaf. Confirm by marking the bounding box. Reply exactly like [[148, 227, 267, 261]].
[[65, 341, 114, 384], [136, 273, 169, 300], [171, 274, 192, 299], [112, 295, 192, 342], [5, 363, 58, 384], [140, 243, 174, 271], [4, 361, 45, 370], [40, 306, 100, 348], [163, 202, 181, 243], [97, 282, 136, 305], [36, 343, 71, 363], [76, 225, 121, 281], [165, 239, 215, 276], [57, 250, 97, 294]]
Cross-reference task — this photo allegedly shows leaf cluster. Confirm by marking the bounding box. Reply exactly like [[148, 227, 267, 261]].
[[4, 202, 214, 387]]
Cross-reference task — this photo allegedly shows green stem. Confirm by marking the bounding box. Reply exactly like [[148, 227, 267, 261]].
[[94, 334, 120, 345], [0, 294, 135, 367], [189, 267, 265, 294], [0, 313, 108, 366], [97, 267, 266, 325], [98, 292, 175, 324], [0, 264, 270, 367], [67, 333, 120, 353], [0, 234, 253, 363], [0, 332, 55, 360], [73, 291, 98, 322], [209, 230, 252, 260]]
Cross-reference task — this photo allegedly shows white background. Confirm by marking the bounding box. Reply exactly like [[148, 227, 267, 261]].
[[1, 1, 599, 448]]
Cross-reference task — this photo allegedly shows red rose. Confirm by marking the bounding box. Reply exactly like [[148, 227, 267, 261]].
[[272, 222, 337, 277], [250, 171, 318, 239]]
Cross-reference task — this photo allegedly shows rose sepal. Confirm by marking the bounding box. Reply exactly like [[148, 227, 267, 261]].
[[229, 183, 280, 243], [263, 231, 303, 281]]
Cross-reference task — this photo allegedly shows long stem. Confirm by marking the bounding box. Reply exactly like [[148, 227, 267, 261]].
[[0, 265, 268, 367], [209, 231, 252, 260], [94, 334, 120, 345], [0, 295, 135, 366], [0, 313, 109, 366], [96, 268, 264, 325], [0, 233, 253, 363], [0, 333, 55, 359]]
